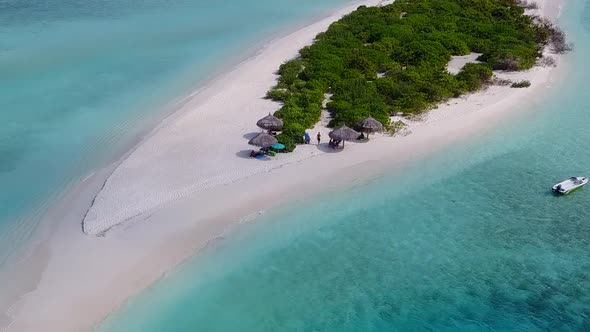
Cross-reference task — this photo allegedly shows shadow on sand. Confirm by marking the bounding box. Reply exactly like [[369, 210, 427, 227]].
[[317, 142, 345, 153], [243, 132, 261, 140], [236, 150, 254, 159]]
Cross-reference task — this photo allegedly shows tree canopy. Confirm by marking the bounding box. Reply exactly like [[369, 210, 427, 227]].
[[267, 0, 556, 151]]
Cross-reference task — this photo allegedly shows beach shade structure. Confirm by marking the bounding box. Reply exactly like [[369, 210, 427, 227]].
[[328, 125, 360, 148], [248, 132, 278, 148], [356, 116, 384, 138], [256, 113, 284, 132]]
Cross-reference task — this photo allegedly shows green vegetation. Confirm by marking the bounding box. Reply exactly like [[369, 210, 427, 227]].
[[266, 0, 559, 151], [511, 80, 532, 88], [389, 120, 408, 136]]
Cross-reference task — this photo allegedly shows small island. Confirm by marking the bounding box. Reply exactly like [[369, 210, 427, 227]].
[[266, 0, 568, 151]]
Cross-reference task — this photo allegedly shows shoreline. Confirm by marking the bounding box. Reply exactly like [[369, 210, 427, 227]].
[[0, 0, 367, 266], [0, 0, 388, 330], [1, 0, 567, 331], [80, 0, 388, 235]]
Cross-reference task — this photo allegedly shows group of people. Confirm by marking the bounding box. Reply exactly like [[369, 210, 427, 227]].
[[303, 131, 365, 146], [303, 131, 365, 148], [328, 138, 342, 148]]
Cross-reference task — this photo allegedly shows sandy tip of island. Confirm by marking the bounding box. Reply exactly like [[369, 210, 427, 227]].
[[2, 0, 567, 331]]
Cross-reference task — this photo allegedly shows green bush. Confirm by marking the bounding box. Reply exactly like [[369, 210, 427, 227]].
[[456, 63, 493, 92], [275, 133, 297, 152], [278, 59, 304, 86], [265, 88, 290, 102], [264, 0, 553, 151], [511, 80, 531, 88]]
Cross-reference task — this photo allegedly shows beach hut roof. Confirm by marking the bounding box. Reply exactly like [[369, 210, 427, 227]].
[[248, 132, 278, 148], [329, 125, 360, 141], [356, 116, 384, 133], [256, 113, 284, 131]]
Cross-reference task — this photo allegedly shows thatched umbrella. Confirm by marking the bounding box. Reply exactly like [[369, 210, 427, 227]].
[[248, 132, 278, 148], [256, 113, 284, 132], [328, 125, 360, 148], [356, 116, 384, 138]]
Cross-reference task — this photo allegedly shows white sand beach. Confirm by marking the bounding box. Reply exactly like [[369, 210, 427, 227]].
[[1, 0, 566, 330]]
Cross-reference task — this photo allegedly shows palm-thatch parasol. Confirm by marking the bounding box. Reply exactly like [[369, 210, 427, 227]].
[[356, 116, 383, 138], [328, 125, 360, 148], [256, 113, 284, 132], [248, 132, 278, 148]]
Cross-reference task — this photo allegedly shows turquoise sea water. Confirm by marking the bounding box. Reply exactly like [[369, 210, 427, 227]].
[[99, 1, 590, 331], [0, 0, 356, 264]]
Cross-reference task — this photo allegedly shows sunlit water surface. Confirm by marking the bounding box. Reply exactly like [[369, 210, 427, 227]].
[[96, 0, 590, 330], [0, 0, 356, 265]]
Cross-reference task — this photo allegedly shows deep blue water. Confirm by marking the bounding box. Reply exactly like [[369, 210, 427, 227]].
[[0, 0, 356, 264], [98, 0, 590, 331]]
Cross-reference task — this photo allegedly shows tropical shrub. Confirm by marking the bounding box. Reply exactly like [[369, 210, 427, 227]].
[[456, 63, 494, 92], [266, 0, 561, 151], [511, 80, 532, 88]]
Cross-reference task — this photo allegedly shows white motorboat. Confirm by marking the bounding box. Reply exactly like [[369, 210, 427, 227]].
[[552, 177, 588, 195]]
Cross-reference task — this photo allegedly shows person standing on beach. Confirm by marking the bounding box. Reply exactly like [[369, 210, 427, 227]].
[[317, 132, 321, 145]]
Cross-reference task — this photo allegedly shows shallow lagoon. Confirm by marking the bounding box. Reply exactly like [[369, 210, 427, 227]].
[[99, 1, 590, 331], [0, 0, 355, 264]]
